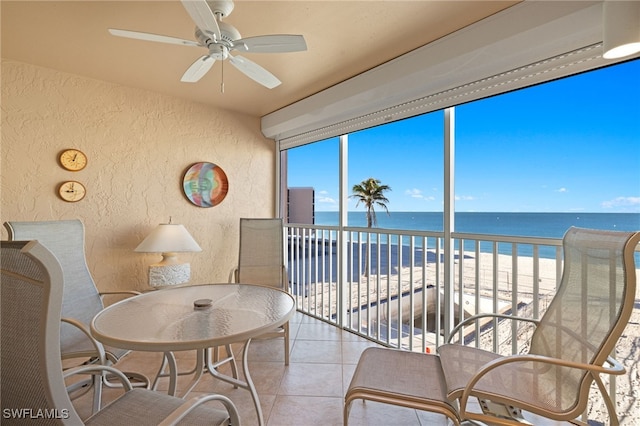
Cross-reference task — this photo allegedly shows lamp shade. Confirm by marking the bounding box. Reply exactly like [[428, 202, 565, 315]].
[[603, 1, 640, 59], [134, 223, 202, 253], [135, 222, 201, 287]]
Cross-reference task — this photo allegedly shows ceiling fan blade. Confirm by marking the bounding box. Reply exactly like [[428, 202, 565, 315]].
[[181, 0, 221, 41], [233, 35, 307, 53], [109, 29, 200, 47], [229, 55, 281, 89], [181, 55, 216, 82]]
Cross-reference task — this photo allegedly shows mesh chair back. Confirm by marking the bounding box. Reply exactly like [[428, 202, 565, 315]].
[[4, 220, 105, 356], [1, 240, 82, 424], [237, 218, 285, 289], [528, 227, 639, 413]]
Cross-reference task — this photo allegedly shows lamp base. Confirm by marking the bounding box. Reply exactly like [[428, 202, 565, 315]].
[[148, 263, 190, 287]]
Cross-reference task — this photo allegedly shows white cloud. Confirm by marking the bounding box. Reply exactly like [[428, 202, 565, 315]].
[[455, 195, 475, 201], [405, 188, 435, 201], [556, 187, 568, 193], [405, 188, 424, 198], [315, 190, 337, 205], [317, 196, 336, 204], [601, 196, 640, 209]]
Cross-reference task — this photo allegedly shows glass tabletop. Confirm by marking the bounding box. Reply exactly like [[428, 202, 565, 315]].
[[91, 283, 295, 352]]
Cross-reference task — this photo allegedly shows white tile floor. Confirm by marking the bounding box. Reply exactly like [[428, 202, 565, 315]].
[[71, 311, 570, 425]]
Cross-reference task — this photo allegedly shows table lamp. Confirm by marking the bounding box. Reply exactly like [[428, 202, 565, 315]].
[[135, 219, 202, 287]]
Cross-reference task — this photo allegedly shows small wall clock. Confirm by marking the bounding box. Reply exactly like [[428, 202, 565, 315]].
[[58, 181, 86, 202], [182, 162, 229, 208], [59, 149, 87, 171]]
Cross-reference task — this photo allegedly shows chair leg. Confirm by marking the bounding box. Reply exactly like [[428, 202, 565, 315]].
[[66, 376, 94, 398], [284, 322, 290, 366], [343, 399, 351, 426], [92, 372, 103, 414]]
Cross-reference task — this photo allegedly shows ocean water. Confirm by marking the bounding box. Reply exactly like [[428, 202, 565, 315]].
[[314, 211, 640, 238], [312, 211, 640, 260]]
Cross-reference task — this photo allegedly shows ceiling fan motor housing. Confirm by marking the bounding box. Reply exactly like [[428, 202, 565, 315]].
[[217, 21, 241, 44], [195, 20, 240, 60]]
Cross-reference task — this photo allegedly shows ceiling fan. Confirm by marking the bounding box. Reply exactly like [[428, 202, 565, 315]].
[[108, 0, 307, 90]]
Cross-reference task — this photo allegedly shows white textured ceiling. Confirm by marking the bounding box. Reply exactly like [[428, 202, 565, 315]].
[[1, 1, 518, 117]]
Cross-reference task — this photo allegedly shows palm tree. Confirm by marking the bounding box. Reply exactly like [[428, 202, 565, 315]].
[[351, 177, 392, 228], [351, 178, 391, 277]]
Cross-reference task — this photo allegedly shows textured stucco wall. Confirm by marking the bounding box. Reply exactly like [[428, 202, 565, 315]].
[[1, 60, 275, 292]]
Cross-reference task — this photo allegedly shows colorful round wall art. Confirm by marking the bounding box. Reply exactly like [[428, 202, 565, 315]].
[[182, 162, 229, 207]]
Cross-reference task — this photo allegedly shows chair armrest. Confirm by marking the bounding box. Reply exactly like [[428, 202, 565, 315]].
[[448, 312, 540, 343], [99, 290, 141, 306], [99, 290, 141, 296], [283, 265, 291, 289], [158, 394, 241, 426], [61, 317, 107, 365], [228, 267, 238, 283], [63, 364, 134, 391], [458, 352, 626, 419]]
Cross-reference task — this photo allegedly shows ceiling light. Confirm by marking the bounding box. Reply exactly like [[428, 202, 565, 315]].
[[603, 1, 640, 59]]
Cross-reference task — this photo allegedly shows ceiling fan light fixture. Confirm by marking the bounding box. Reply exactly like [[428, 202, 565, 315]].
[[603, 1, 640, 59], [209, 44, 229, 61]]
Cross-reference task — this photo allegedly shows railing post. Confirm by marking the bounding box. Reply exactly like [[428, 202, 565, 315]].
[[337, 134, 349, 328], [443, 107, 456, 341]]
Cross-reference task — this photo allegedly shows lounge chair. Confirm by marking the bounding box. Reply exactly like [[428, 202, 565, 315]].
[[345, 227, 640, 425]]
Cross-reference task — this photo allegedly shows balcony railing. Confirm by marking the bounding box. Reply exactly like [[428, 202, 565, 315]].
[[286, 224, 563, 353], [285, 223, 638, 422]]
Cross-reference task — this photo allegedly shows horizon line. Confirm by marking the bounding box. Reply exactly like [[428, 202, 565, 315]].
[[314, 211, 640, 214]]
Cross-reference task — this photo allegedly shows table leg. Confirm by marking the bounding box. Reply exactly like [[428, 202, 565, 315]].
[[241, 339, 264, 426], [205, 339, 264, 426], [156, 347, 238, 400], [152, 353, 168, 391], [153, 351, 201, 392], [180, 348, 206, 398], [164, 351, 178, 396], [214, 344, 239, 381]]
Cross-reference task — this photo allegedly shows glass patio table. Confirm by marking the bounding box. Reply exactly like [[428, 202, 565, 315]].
[[91, 283, 296, 426]]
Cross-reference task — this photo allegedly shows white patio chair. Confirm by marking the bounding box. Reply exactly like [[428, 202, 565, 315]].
[[345, 227, 640, 425], [229, 218, 291, 365], [1, 239, 240, 425], [4, 219, 149, 414]]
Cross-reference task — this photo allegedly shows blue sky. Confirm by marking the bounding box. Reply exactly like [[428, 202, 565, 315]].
[[287, 59, 640, 213]]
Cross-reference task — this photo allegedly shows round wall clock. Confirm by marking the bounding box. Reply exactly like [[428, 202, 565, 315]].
[[59, 149, 87, 171], [182, 162, 228, 208], [58, 181, 86, 202]]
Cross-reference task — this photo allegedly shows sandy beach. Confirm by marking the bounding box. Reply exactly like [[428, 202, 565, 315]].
[[295, 249, 640, 425]]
